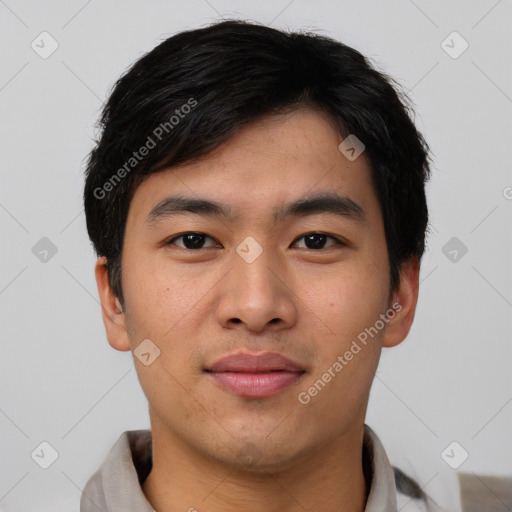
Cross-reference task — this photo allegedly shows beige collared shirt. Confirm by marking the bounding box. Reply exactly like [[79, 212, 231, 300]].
[[80, 425, 433, 511]]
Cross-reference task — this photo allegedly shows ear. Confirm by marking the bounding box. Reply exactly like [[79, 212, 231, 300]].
[[94, 257, 131, 352], [381, 257, 420, 348]]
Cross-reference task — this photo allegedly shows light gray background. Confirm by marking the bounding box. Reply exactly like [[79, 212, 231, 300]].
[[1, 1, 511, 511]]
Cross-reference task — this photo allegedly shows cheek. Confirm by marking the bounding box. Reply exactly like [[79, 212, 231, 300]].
[[122, 265, 203, 415], [305, 257, 389, 340], [121, 254, 199, 338], [297, 270, 386, 424], [298, 257, 388, 407], [121, 255, 209, 385]]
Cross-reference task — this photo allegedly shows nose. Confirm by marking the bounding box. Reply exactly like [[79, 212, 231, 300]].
[[215, 246, 298, 334]]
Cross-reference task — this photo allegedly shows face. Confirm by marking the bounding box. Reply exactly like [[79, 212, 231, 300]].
[[97, 107, 418, 471]]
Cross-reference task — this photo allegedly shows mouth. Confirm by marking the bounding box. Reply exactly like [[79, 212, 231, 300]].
[[205, 352, 306, 399]]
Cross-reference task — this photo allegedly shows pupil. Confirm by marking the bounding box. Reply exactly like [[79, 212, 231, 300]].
[[184, 234, 204, 249], [306, 234, 326, 249]]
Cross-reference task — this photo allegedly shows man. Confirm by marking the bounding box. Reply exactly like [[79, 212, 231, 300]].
[[81, 19, 438, 511]]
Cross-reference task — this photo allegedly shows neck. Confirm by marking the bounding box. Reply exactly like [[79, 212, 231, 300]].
[[142, 420, 368, 512]]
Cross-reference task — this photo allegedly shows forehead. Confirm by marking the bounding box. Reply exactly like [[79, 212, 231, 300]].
[[127, 108, 379, 225]]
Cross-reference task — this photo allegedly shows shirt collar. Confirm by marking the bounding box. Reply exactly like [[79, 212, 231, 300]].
[[81, 424, 398, 511]]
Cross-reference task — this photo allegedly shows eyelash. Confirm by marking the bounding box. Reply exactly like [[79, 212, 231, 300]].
[[163, 232, 346, 250]]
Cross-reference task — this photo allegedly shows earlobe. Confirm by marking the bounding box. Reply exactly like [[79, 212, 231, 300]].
[[381, 257, 420, 348], [94, 257, 131, 352]]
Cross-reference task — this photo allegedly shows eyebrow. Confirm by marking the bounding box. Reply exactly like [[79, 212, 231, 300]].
[[145, 193, 366, 226]]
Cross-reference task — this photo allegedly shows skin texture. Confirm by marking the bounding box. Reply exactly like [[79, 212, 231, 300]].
[[95, 107, 420, 512]]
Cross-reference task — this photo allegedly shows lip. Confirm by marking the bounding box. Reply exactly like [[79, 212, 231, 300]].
[[207, 352, 304, 373], [205, 352, 305, 398]]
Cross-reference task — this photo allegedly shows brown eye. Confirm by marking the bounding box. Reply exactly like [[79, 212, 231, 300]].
[[293, 233, 343, 250], [166, 232, 219, 249]]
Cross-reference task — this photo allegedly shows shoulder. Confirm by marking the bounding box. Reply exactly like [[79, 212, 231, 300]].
[[394, 467, 452, 512]]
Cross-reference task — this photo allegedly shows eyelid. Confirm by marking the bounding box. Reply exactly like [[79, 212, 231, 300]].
[[164, 232, 220, 248], [291, 232, 347, 248], [164, 231, 348, 250]]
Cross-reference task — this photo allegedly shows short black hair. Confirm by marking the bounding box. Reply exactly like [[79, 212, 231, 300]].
[[84, 19, 431, 307]]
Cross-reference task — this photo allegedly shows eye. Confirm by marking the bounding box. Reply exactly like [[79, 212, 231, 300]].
[[164, 232, 345, 251], [292, 233, 344, 250], [165, 232, 220, 250]]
